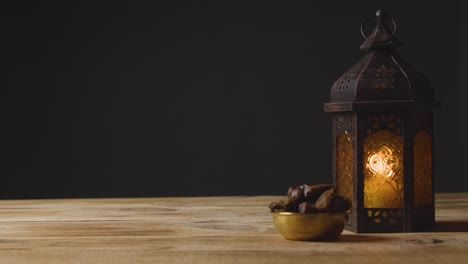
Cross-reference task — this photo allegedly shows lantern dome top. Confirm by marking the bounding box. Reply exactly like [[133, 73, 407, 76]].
[[359, 10, 402, 51], [324, 10, 436, 112]]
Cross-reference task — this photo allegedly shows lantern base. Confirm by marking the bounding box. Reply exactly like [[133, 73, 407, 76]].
[[344, 223, 435, 233], [344, 205, 435, 233]]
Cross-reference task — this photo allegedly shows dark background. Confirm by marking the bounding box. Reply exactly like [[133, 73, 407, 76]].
[[3, 1, 467, 199]]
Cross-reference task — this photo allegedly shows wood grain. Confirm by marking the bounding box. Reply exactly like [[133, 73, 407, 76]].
[[0, 194, 467, 263]]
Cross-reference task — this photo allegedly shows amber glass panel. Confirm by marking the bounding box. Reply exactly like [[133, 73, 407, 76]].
[[414, 130, 432, 206], [336, 131, 353, 203], [364, 130, 403, 208]]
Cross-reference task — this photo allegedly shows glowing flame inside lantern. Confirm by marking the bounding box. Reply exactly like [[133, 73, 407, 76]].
[[368, 146, 399, 179], [364, 138, 403, 208]]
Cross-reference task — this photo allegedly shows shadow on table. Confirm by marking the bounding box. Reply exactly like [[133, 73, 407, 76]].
[[431, 220, 468, 232], [337, 234, 395, 242]]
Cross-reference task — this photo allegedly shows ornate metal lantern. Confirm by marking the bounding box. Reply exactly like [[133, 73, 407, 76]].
[[324, 10, 437, 232]]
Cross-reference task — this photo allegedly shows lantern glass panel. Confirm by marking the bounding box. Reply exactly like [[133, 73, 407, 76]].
[[336, 130, 353, 203], [414, 129, 432, 206], [364, 129, 403, 208]]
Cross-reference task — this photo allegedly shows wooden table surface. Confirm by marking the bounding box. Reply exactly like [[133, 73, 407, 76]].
[[0, 193, 467, 264]]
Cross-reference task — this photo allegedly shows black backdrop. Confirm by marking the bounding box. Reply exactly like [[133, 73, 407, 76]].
[[3, 1, 467, 198]]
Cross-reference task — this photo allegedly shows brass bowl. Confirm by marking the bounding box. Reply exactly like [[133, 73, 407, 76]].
[[272, 211, 349, 241]]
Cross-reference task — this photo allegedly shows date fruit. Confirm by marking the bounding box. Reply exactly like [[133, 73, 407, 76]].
[[269, 183, 351, 214]]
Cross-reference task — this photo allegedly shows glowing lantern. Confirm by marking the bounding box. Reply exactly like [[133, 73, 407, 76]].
[[324, 10, 437, 232]]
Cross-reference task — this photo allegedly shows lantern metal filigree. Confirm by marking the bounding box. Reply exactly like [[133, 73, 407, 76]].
[[324, 10, 437, 233]]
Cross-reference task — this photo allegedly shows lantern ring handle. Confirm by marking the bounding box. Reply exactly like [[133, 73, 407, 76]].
[[360, 16, 397, 42]]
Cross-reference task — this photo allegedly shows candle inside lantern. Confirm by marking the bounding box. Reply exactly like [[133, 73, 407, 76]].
[[368, 145, 398, 178], [364, 129, 403, 209]]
